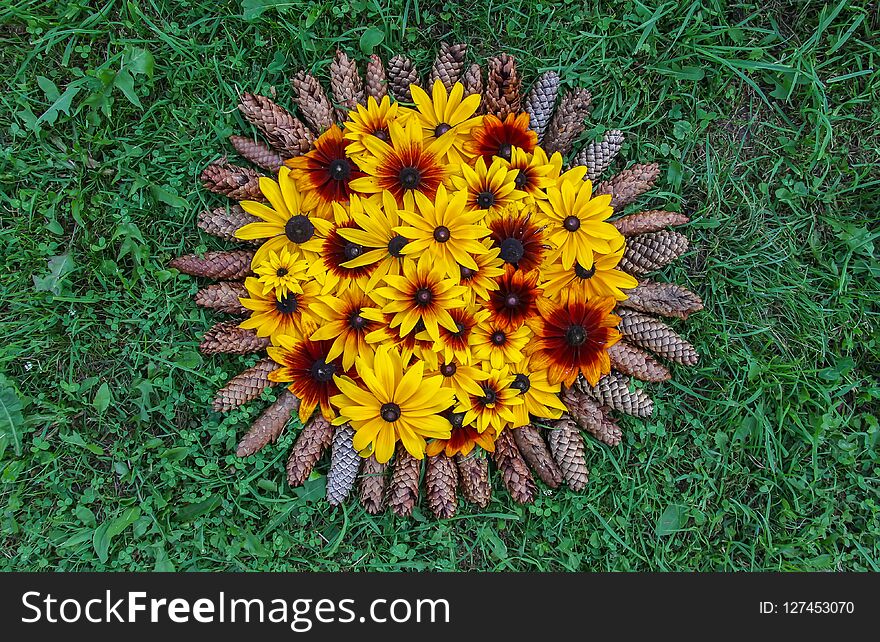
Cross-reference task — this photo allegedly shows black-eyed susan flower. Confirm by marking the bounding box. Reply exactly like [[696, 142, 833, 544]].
[[540, 236, 638, 302], [457, 239, 506, 303], [307, 220, 379, 295], [538, 177, 621, 270], [395, 184, 490, 278], [343, 95, 407, 156], [268, 337, 344, 424], [487, 208, 549, 273], [502, 146, 555, 200], [426, 412, 496, 457], [308, 287, 385, 370], [252, 246, 309, 299], [408, 80, 482, 164], [508, 355, 566, 426], [435, 357, 490, 400], [431, 305, 490, 365], [331, 344, 455, 462], [526, 295, 621, 387], [454, 366, 523, 434], [485, 267, 542, 330], [472, 319, 531, 370], [451, 155, 526, 218], [239, 276, 320, 343], [467, 112, 536, 162]]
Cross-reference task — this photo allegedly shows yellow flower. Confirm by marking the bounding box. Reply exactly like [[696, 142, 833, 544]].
[[238, 276, 319, 343], [331, 344, 455, 463], [343, 95, 407, 157], [436, 357, 490, 400], [268, 337, 343, 424], [454, 366, 523, 434], [451, 155, 526, 218], [472, 319, 531, 369], [457, 239, 506, 303], [308, 286, 386, 370], [252, 246, 309, 300], [501, 146, 555, 201], [408, 80, 482, 165], [394, 184, 490, 279], [508, 355, 566, 427], [540, 236, 638, 302], [429, 305, 491, 365]]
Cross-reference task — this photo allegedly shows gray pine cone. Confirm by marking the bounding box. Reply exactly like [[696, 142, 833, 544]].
[[326, 424, 360, 506], [523, 71, 560, 142]]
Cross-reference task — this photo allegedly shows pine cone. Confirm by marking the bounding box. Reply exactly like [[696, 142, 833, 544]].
[[619, 279, 704, 319], [326, 424, 360, 506], [577, 372, 654, 418], [455, 453, 491, 508], [560, 388, 623, 447], [484, 54, 521, 118], [523, 70, 560, 142], [545, 416, 589, 491], [197, 205, 259, 243], [594, 163, 661, 209], [542, 88, 592, 156], [329, 50, 365, 123], [607, 340, 671, 382], [194, 281, 249, 315], [229, 135, 284, 173], [200, 161, 265, 201], [236, 390, 300, 457], [574, 129, 625, 180], [620, 230, 689, 275], [169, 250, 255, 280], [238, 92, 314, 157], [364, 54, 387, 100], [199, 321, 269, 355], [617, 310, 699, 366], [493, 430, 536, 504], [428, 42, 467, 91], [387, 55, 420, 103], [460, 63, 483, 103], [512, 425, 563, 488], [286, 412, 334, 487], [426, 453, 458, 519], [358, 454, 387, 515], [612, 210, 690, 237], [291, 71, 334, 133], [388, 444, 421, 517], [211, 358, 279, 413]]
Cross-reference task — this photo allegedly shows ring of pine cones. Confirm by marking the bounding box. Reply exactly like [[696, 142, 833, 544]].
[[171, 44, 703, 519]]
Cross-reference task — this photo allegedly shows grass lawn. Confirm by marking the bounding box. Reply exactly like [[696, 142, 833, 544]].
[[1, 0, 877, 571]]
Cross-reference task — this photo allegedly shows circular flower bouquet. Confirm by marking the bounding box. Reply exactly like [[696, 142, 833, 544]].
[[172, 45, 703, 518]]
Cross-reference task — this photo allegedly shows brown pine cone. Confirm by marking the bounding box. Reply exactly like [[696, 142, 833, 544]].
[[326, 424, 360, 506], [545, 416, 589, 491], [387, 55, 420, 103], [211, 358, 279, 413], [358, 454, 387, 515], [169, 250, 255, 280], [620, 230, 689, 275], [238, 92, 314, 157], [560, 387, 623, 447], [617, 310, 699, 366], [523, 70, 560, 142], [594, 163, 661, 209], [229, 135, 284, 173], [512, 425, 563, 488], [456, 453, 491, 508], [199, 321, 269, 355], [574, 129, 625, 180], [194, 281, 248, 315], [291, 71, 335, 133], [286, 412, 334, 487], [329, 50, 365, 123], [577, 372, 654, 418], [612, 210, 690, 237], [484, 54, 521, 118], [428, 42, 467, 91], [426, 453, 458, 519], [364, 54, 387, 100], [197, 205, 258, 243], [493, 430, 536, 505], [542, 88, 592, 156], [200, 160, 265, 201], [388, 444, 421, 517], [236, 390, 300, 457], [620, 279, 704, 319], [460, 63, 483, 103], [607, 340, 671, 382]]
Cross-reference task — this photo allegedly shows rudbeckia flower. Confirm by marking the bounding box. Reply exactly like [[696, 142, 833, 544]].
[[268, 337, 344, 424], [343, 95, 407, 156], [451, 156, 526, 218], [540, 236, 638, 302], [252, 246, 309, 300], [507, 355, 567, 426], [308, 286, 385, 370], [238, 276, 320, 343], [454, 366, 523, 434], [408, 80, 483, 164], [467, 112, 536, 162]]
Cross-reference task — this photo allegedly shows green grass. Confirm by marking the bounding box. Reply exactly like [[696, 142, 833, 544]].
[[1, 0, 878, 571]]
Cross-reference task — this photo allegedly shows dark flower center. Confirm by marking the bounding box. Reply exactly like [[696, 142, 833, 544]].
[[434, 122, 452, 137], [490, 330, 506, 346], [511, 373, 531, 394], [285, 215, 315, 244], [453, 321, 466, 337], [565, 324, 587, 346], [328, 158, 351, 181], [399, 167, 422, 190], [433, 225, 451, 243], [414, 288, 432, 307], [348, 310, 368, 330], [388, 235, 408, 257], [373, 128, 389, 141], [343, 242, 364, 261], [476, 191, 495, 209], [504, 292, 520, 308], [448, 411, 465, 429], [459, 265, 476, 280], [574, 263, 596, 279], [275, 294, 299, 315], [479, 386, 497, 405], [309, 358, 336, 383], [497, 143, 512, 161], [514, 169, 528, 190], [440, 362, 457, 377], [499, 237, 525, 264], [276, 267, 288, 277], [380, 402, 401, 423], [563, 215, 581, 232]]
